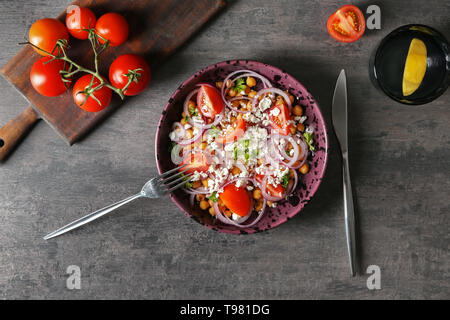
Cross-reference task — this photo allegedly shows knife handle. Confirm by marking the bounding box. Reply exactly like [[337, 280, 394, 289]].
[[0, 106, 39, 162], [342, 151, 357, 276]]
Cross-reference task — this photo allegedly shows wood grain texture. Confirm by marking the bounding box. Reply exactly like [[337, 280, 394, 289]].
[[0, 0, 449, 299], [0, 0, 226, 145], [0, 106, 38, 161]]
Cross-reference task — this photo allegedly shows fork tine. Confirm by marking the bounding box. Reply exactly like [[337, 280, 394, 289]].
[[160, 166, 190, 183], [163, 173, 193, 188], [158, 164, 187, 179], [165, 177, 194, 193]]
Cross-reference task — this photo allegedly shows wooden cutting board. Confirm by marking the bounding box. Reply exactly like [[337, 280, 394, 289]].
[[0, 0, 226, 161]]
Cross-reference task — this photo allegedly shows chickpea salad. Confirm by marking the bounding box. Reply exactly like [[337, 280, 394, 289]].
[[168, 69, 315, 227]]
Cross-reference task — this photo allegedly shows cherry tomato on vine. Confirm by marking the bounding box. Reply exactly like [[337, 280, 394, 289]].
[[326, 5, 366, 43], [30, 56, 72, 97], [109, 54, 151, 96], [66, 6, 97, 40], [95, 13, 129, 47], [29, 18, 69, 56], [73, 75, 112, 112]]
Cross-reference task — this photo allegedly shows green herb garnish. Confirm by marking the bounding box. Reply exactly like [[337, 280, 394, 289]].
[[208, 191, 219, 202], [303, 131, 315, 152], [189, 106, 199, 116], [233, 147, 238, 160], [232, 78, 247, 93], [281, 172, 290, 189], [185, 181, 193, 188], [208, 125, 221, 137]]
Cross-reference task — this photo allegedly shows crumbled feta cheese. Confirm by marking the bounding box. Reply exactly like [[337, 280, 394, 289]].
[[269, 107, 280, 117], [184, 124, 192, 129], [258, 97, 272, 112]]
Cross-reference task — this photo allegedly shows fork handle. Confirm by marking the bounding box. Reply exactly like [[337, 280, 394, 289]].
[[44, 193, 143, 240], [342, 151, 357, 276]]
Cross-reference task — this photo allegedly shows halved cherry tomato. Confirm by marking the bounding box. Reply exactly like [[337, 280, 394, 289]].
[[255, 174, 285, 198], [66, 6, 97, 40], [29, 18, 69, 56], [180, 152, 209, 174], [95, 12, 129, 47], [197, 84, 224, 118], [73, 75, 112, 112], [30, 56, 71, 97], [215, 117, 246, 144], [109, 54, 151, 96], [327, 5, 365, 43], [268, 102, 292, 136], [219, 184, 252, 216]]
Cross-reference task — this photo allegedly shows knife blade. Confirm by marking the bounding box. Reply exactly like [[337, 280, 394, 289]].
[[332, 69, 357, 276]]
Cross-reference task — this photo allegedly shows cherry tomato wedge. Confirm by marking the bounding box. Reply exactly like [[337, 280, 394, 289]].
[[255, 174, 285, 198], [30, 56, 71, 97], [109, 54, 151, 96], [66, 6, 97, 40], [268, 102, 292, 136], [73, 75, 112, 112], [180, 152, 209, 174], [219, 184, 252, 217], [95, 12, 129, 47], [327, 5, 365, 43], [29, 18, 69, 56], [215, 117, 246, 144], [197, 84, 224, 118]]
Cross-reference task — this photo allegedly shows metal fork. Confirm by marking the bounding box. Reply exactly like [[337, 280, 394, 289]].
[[44, 165, 192, 240]]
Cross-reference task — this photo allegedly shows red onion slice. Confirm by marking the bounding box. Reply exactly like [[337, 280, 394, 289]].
[[251, 87, 292, 111]]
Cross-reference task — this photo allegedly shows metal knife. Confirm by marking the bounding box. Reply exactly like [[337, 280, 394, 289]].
[[332, 69, 357, 276]]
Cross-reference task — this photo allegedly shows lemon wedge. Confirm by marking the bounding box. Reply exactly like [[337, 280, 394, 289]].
[[402, 38, 427, 96]]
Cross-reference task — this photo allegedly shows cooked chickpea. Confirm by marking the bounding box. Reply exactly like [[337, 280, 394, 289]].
[[199, 200, 210, 210], [246, 101, 253, 110], [225, 210, 232, 217], [201, 179, 209, 188], [208, 199, 214, 207], [246, 76, 257, 87], [181, 112, 186, 118], [289, 94, 295, 104], [187, 100, 196, 110], [228, 88, 237, 97], [267, 201, 274, 207], [293, 105, 303, 116], [299, 163, 309, 174], [185, 128, 193, 138], [180, 117, 187, 125], [226, 79, 232, 88], [215, 81, 223, 89], [248, 90, 257, 98], [192, 181, 202, 189], [196, 194, 205, 202], [297, 123, 305, 132], [231, 166, 241, 176], [209, 207, 215, 216], [289, 126, 297, 134], [253, 188, 262, 200], [255, 200, 263, 211], [201, 142, 207, 150]]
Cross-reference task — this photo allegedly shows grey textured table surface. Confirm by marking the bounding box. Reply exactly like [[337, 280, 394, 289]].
[[0, 0, 449, 299]]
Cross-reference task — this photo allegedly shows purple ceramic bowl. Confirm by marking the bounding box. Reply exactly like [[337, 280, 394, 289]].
[[155, 60, 328, 234]]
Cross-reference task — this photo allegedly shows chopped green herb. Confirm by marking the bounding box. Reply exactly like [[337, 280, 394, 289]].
[[281, 172, 290, 189], [232, 78, 247, 93], [185, 115, 190, 122], [189, 106, 199, 116], [208, 191, 219, 202], [233, 147, 238, 160], [208, 125, 221, 137], [303, 131, 315, 152], [185, 181, 193, 188]]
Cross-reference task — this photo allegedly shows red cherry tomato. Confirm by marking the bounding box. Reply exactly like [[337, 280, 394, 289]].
[[180, 152, 209, 174], [268, 102, 292, 136], [215, 117, 246, 144], [327, 5, 366, 43], [30, 56, 71, 97], [197, 84, 224, 118], [73, 75, 112, 112], [95, 13, 129, 47], [255, 174, 285, 198], [109, 54, 151, 96], [219, 184, 252, 217], [29, 18, 69, 56], [66, 6, 96, 40]]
